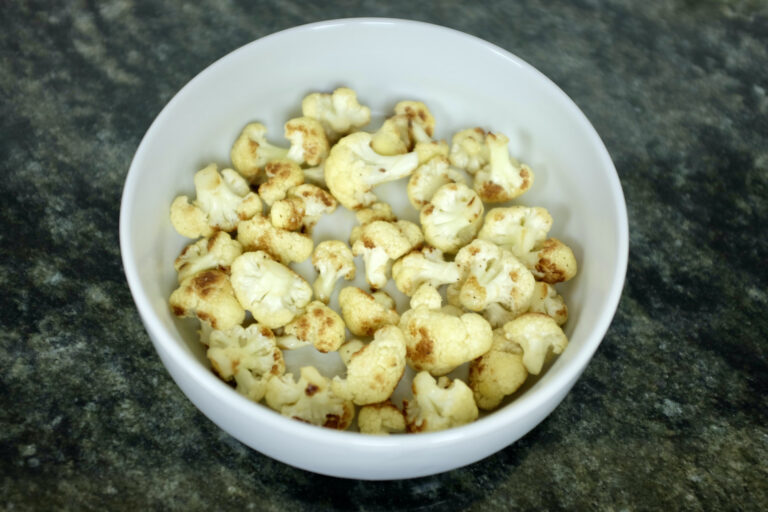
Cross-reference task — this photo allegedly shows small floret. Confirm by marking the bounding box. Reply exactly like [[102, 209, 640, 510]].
[[391, 246, 461, 296], [414, 139, 450, 164], [229, 251, 312, 329], [169, 269, 245, 330], [338, 287, 400, 337], [468, 328, 528, 410], [301, 87, 371, 142], [284, 117, 330, 166], [174, 231, 243, 282], [473, 132, 533, 203], [236, 215, 313, 265], [407, 156, 467, 210], [277, 301, 346, 353], [519, 238, 578, 283], [258, 159, 305, 206], [477, 206, 553, 258], [503, 312, 568, 375], [350, 202, 397, 246], [449, 128, 489, 174], [264, 366, 354, 430], [230, 122, 290, 180], [311, 240, 356, 304], [358, 401, 406, 435], [270, 184, 338, 233], [331, 325, 407, 405], [527, 281, 568, 325], [371, 101, 435, 155], [420, 183, 483, 254], [351, 220, 423, 289], [404, 372, 478, 433]]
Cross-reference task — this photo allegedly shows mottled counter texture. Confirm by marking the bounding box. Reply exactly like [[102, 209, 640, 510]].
[[1, 0, 766, 510]]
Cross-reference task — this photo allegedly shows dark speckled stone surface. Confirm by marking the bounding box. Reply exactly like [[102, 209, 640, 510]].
[[2, 0, 767, 509]]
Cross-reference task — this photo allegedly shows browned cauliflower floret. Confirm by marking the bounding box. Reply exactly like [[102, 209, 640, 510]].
[[338, 287, 400, 337], [257, 159, 305, 206], [519, 238, 578, 284], [473, 132, 533, 203], [236, 215, 313, 265], [449, 127, 489, 173], [358, 401, 407, 435], [407, 156, 467, 210], [391, 246, 462, 296], [351, 220, 423, 290], [414, 139, 450, 165], [277, 301, 346, 353], [311, 240, 356, 304], [301, 87, 371, 143], [174, 231, 243, 282], [528, 281, 568, 325], [404, 372, 478, 433], [420, 182, 483, 254], [230, 122, 290, 181], [284, 117, 330, 166], [270, 184, 337, 233], [477, 206, 553, 258], [503, 312, 568, 375], [468, 328, 528, 410], [169, 269, 245, 330], [371, 100, 435, 155]]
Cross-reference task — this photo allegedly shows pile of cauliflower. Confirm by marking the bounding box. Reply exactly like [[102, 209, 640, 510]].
[[168, 87, 577, 434]]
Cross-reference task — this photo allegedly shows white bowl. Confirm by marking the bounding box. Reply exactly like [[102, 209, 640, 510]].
[[120, 18, 628, 480]]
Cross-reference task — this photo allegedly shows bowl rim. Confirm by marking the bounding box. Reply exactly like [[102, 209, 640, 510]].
[[119, 17, 629, 451]]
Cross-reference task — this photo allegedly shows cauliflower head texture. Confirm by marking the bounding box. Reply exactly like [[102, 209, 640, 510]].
[[420, 182, 483, 254], [338, 287, 400, 337], [404, 372, 479, 433]]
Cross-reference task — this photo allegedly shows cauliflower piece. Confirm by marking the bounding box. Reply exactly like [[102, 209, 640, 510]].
[[284, 117, 330, 166], [407, 156, 467, 210], [528, 281, 568, 325], [370, 100, 435, 155], [391, 246, 461, 296], [351, 220, 423, 290], [301, 164, 326, 188], [404, 372, 479, 433], [503, 312, 568, 375], [394, 100, 435, 142], [236, 215, 313, 265], [468, 328, 528, 410], [174, 231, 243, 282], [355, 201, 396, 225], [420, 182, 483, 254], [170, 164, 258, 237], [277, 301, 346, 353], [270, 184, 338, 233], [454, 239, 536, 315], [399, 284, 493, 376], [473, 132, 533, 203], [301, 87, 371, 142], [414, 139, 450, 164], [358, 401, 406, 435], [338, 287, 400, 337], [331, 325, 407, 405], [449, 127, 489, 174], [519, 238, 578, 283], [481, 302, 518, 329], [311, 240, 356, 304], [477, 206, 553, 258], [258, 159, 305, 206], [230, 122, 290, 180], [205, 323, 285, 402], [324, 132, 419, 211], [229, 251, 312, 329], [169, 269, 245, 330], [265, 366, 354, 430]]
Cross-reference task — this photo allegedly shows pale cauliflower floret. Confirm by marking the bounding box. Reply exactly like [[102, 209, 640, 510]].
[[391, 246, 461, 296], [169, 269, 245, 330], [270, 184, 338, 233], [454, 239, 536, 315], [468, 328, 528, 410], [503, 312, 568, 375], [350, 202, 398, 246], [407, 156, 467, 210], [277, 301, 346, 353], [338, 287, 400, 337], [399, 284, 493, 376], [420, 182, 483, 254], [519, 238, 578, 283], [358, 401, 406, 435], [481, 302, 518, 329], [258, 159, 305, 206], [351, 220, 423, 290], [477, 206, 553, 258], [230, 122, 290, 181], [311, 240, 356, 304], [414, 139, 450, 164], [229, 251, 312, 329], [371, 100, 435, 155], [205, 324, 285, 402], [331, 325, 407, 405], [265, 366, 354, 430], [324, 132, 419, 211], [284, 117, 330, 166], [473, 132, 533, 203], [236, 215, 313, 265], [528, 281, 568, 325], [301, 87, 371, 142], [404, 372, 479, 433], [170, 164, 258, 237], [449, 127, 489, 174], [174, 231, 243, 282]]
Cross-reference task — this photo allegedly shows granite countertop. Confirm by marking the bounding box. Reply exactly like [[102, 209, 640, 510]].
[[2, 1, 766, 509]]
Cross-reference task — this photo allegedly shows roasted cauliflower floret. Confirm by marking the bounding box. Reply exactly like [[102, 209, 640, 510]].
[[264, 366, 354, 430], [414, 139, 450, 164], [481, 302, 518, 329], [301, 87, 371, 143], [229, 251, 312, 329], [284, 116, 330, 166], [407, 156, 467, 210], [371, 100, 435, 155], [338, 287, 400, 337], [519, 238, 578, 284], [236, 215, 313, 265], [170, 164, 260, 238], [311, 240, 356, 304], [324, 132, 420, 211], [331, 325, 407, 405], [205, 323, 285, 402], [528, 281, 568, 325], [477, 206, 553, 258], [230, 122, 290, 181], [468, 328, 528, 410], [257, 159, 305, 206], [358, 401, 406, 435], [350, 202, 398, 247], [420, 182, 483, 254], [270, 184, 338, 233], [404, 372, 479, 433], [391, 246, 461, 296], [351, 220, 423, 290], [503, 312, 568, 375], [473, 132, 533, 203], [277, 301, 346, 353], [174, 231, 243, 283], [449, 127, 489, 174], [169, 269, 245, 330], [454, 239, 536, 315]]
